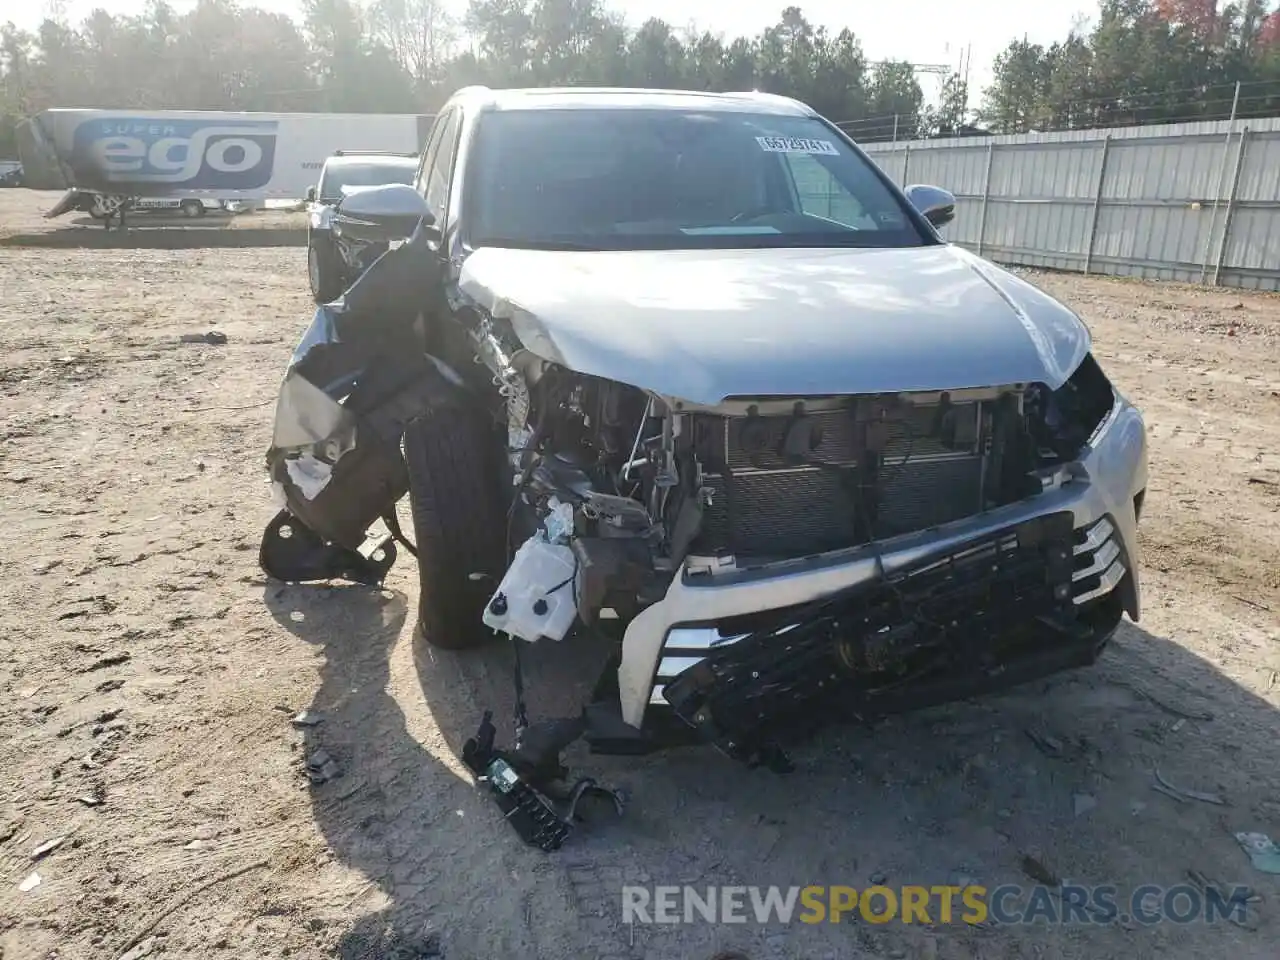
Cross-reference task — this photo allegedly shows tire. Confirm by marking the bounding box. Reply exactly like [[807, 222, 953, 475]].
[[180, 200, 205, 218], [308, 233, 345, 303], [404, 406, 507, 649]]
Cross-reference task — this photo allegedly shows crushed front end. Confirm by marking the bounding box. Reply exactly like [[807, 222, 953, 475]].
[[461, 304, 1146, 765]]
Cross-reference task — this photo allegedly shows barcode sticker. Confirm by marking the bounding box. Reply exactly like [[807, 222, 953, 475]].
[[755, 136, 840, 155]]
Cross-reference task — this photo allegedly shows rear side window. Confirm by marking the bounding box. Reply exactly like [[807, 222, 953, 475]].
[[415, 113, 450, 197], [424, 110, 461, 224]]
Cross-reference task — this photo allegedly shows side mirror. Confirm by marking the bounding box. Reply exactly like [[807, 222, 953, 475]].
[[305, 185, 317, 203], [332, 183, 435, 243], [904, 184, 956, 229]]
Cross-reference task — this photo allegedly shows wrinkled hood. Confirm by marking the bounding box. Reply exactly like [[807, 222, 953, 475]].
[[457, 245, 1091, 406]]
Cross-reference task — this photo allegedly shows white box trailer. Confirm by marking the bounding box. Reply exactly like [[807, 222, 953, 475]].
[[16, 108, 435, 217]]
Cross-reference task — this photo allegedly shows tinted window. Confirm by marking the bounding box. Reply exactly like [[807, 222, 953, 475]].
[[415, 114, 448, 195], [467, 108, 923, 250], [424, 110, 461, 223], [318, 160, 416, 199]]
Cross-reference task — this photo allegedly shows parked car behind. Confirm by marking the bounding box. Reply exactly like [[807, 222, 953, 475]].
[[305, 151, 419, 302]]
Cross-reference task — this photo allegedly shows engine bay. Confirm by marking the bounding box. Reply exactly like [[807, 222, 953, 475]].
[[467, 311, 1118, 644]]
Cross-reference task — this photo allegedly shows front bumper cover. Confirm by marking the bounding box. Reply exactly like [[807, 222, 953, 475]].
[[613, 398, 1147, 734], [659, 510, 1087, 769]]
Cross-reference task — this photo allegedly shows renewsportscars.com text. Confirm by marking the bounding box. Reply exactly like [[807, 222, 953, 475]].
[[621, 884, 1252, 927]]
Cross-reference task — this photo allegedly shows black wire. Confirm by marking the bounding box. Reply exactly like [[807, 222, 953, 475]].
[[511, 633, 529, 739], [543, 548, 580, 597]]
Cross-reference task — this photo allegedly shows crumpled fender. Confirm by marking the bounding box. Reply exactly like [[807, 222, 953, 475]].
[[262, 221, 459, 559]]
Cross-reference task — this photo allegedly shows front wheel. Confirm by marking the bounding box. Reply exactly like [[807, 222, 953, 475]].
[[308, 234, 345, 303], [404, 407, 507, 650]]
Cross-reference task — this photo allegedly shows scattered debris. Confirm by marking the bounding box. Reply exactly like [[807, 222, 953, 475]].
[[1130, 800, 1147, 816], [1235, 833, 1280, 875], [1121, 682, 1215, 721], [1267, 670, 1278, 694], [75, 794, 104, 808], [1246, 476, 1276, 487], [1184, 869, 1259, 931], [113, 859, 268, 960], [118, 936, 157, 960], [1019, 853, 1060, 887], [1170, 718, 1186, 732], [179, 331, 228, 345], [1073, 793, 1097, 817], [290, 709, 323, 729], [1025, 726, 1064, 757], [869, 871, 888, 885], [184, 839, 205, 850], [306, 748, 341, 784], [97, 678, 126, 693], [31, 835, 67, 860], [82, 653, 131, 672], [1152, 767, 1225, 805], [19, 871, 42, 892]]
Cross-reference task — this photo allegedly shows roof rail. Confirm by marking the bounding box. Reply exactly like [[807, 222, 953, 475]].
[[333, 150, 419, 158]]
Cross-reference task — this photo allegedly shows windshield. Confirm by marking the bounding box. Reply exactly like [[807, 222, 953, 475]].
[[318, 160, 416, 200], [467, 108, 927, 250]]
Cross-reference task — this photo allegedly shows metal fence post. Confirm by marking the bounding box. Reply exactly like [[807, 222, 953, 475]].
[[977, 141, 994, 256], [1212, 126, 1249, 287], [1200, 80, 1242, 285], [1083, 136, 1112, 275], [902, 144, 911, 184]]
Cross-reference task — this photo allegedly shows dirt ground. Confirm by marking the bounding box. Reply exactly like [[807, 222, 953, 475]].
[[1, 186, 1278, 960]]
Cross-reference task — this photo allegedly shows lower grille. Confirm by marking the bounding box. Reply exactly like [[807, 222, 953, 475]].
[[651, 513, 1119, 707], [658, 512, 1079, 760]]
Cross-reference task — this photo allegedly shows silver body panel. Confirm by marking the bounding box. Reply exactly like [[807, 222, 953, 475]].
[[458, 244, 1091, 406]]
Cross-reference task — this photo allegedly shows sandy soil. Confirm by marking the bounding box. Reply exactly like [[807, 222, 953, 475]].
[[1, 187, 1278, 960]]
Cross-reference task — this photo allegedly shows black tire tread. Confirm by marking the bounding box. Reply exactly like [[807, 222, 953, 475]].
[[403, 406, 506, 649], [308, 233, 345, 303]]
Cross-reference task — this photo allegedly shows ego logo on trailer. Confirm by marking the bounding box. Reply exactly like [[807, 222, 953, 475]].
[[70, 118, 279, 189]]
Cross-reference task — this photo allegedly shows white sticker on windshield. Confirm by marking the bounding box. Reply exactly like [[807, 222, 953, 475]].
[[755, 136, 839, 155]]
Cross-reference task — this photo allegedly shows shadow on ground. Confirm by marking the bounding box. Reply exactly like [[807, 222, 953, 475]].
[[267, 575, 1280, 960], [0, 222, 305, 249]]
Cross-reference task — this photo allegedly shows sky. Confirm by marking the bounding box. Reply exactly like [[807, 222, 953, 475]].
[[8, 0, 1093, 104]]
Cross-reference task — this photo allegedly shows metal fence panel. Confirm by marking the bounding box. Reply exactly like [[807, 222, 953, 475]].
[[862, 116, 1280, 292]]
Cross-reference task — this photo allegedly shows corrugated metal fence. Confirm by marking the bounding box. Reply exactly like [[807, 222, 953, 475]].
[[861, 117, 1280, 291]]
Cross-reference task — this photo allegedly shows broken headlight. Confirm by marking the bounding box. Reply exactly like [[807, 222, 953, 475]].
[[1026, 353, 1118, 462]]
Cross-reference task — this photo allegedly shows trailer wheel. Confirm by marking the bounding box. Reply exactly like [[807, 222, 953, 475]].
[[180, 199, 206, 218], [308, 234, 345, 303], [404, 406, 507, 650]]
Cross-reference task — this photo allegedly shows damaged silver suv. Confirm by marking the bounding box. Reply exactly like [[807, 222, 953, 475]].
[[260, 87, 1147, 845]]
